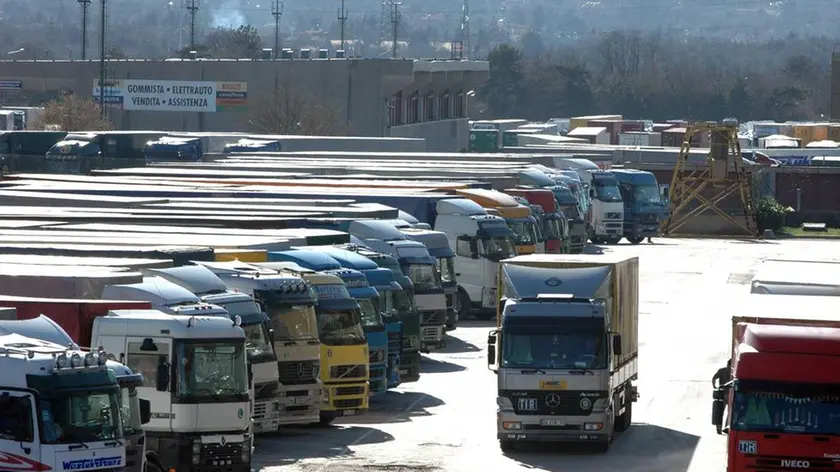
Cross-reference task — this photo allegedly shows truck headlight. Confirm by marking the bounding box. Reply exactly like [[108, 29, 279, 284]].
[[377, 350, 385, 362], [497, 397, 514, 412], [192, 441, 201, 465], [585, 423, 603, 431], [312, 362, 320, 380], [502, 421, 521, 430]]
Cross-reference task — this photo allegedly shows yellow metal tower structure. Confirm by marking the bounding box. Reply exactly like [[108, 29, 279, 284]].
[[661, 120, 758, 236]]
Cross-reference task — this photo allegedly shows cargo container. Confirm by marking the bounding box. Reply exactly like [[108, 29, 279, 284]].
[[618, 132, 661, 147], [566, 127, 610, 145], [0, 243, 214, 265], [469, 129, 500, 152], [0, 264, 142, 298], [488, 254, 639, 452], [569, 115, 622, 131]]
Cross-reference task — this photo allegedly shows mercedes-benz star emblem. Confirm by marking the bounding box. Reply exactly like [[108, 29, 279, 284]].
[[580, 398, 592, 410], [545, 393, 562, 408], [297, 363, 305, 377]]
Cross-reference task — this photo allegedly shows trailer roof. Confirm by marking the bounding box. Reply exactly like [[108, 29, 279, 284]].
[[0, 189, 170, 207], [0, 254, 172, 269], [751, 260, 840, 287], [0, 232, 293, 250], [732, 294, 840, 324], [0, 220, 66, 228]]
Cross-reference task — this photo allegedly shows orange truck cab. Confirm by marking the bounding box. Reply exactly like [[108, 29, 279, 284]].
[[715, 295, 840, 471], [448, 188, 539, 255]]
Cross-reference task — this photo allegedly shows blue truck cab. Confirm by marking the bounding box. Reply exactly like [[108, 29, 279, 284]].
[[267, 249, 390, 397], [222, 138, 282, 153], [342, 244, 421, 385], [143, 136, 203, 164], [609, 168, 667, 244], [302, 246, 404, 390]]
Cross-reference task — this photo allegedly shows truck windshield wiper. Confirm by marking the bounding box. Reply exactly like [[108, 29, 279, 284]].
[[67, 442, 89, 451], [217, 387, 247, 401], [191, 388, 222, 401], [105, 439, 124, 447], [520, 368, 546, 374], [568, 368, 595, 375]]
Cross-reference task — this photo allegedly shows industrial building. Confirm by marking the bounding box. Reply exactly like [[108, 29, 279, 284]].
[[0, 58, 489, 152]]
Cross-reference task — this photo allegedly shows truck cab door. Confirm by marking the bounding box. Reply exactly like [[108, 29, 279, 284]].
[[123, 337, 173, 432], [0, 390, 43, 471]]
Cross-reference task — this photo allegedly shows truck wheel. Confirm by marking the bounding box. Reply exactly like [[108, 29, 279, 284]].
[[456, 290, 472, 320], [628, 237, 644, 245], [615, 399, 632, 432], [605, 237, 622, 245], [499, 440, 515, 453], [145, 461, 164, 472], [591, 236, 603, 244]]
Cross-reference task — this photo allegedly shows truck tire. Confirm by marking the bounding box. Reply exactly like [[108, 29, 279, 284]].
[[628, 237, 644, 245], [615, 398, 632, 432], [499, 440, 515, 453], [605, 237, 622, 245], [456, 290, 472, 320], [145, 460, 164, 472]]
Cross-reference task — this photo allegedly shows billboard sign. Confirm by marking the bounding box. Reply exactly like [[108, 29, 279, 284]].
[[92, 79, 247, 112]]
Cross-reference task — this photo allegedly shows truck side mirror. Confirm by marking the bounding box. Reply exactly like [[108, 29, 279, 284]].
[[487, 330, 498, 371], [469, 239, 479, 259], [139, 398, 151, 425], [612, 334, 622, 356], [155, 362, 170, 392], [589, 188, 595, 198]]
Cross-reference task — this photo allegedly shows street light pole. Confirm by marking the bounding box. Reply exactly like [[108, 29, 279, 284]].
[[77, 0, 92, 60]]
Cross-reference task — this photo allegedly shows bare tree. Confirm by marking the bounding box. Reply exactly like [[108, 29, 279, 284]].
[[248, 74, 349, 135], [33, 93, 113, 131]]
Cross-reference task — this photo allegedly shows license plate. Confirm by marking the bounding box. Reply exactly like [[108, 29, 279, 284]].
[[399, 369, 408, 375], [517, 398, 538, 411], [343, 410, 356, 416], [540, 419, 565, 426]]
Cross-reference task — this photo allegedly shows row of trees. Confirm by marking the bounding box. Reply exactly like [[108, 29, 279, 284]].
[[479, 32, 833, 121]]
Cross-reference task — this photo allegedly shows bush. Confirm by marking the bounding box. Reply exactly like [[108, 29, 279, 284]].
[[755, 196, 792, 232]]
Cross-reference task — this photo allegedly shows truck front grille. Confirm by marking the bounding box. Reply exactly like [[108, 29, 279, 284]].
[[334, 385, 366, 396], [199, 442, 244, 467], [330, 364, 367, 379], [335, 398, 363, 409], [387, 331, 402, 353], [421, 310, 445, 325], [253, 401, 267, 420], [605, 212, 622, 220], [278, 361, 317, 385], [508, 391, 604, 416]]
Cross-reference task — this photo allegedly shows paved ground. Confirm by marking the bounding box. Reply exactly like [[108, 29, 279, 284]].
[[253, 238, 840, 472]]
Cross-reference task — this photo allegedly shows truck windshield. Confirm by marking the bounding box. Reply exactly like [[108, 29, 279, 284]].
[[221, 300, 261, 316], [634, 185, 661, 204], [242, 323, 276, 363], [393, 289, 418, 316], [379, 291, 399, 321], [358, 298, 385, 331], [175, 340, 249, 402], [553, 189, 579, 206], [501, 331, 606, 370], [558, 204, 583, 222], [257, 290, 320, 341], [506, 220, 537, 246], [40, 389, 122, 444], [119, 385, 142, 437], [544, 218, 563, 240], [316, 308, 367, 345], [480, 236, 516, 262], [406, 264, 442, 293], [731, 387, 840, 435], [436, 257, 456, 284], [594, 180, 622, 202]]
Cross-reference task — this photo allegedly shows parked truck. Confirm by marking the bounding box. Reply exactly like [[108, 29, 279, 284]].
[[505, 187, 569, 254], [192, 260, 324, 426], [266, 249, 389, 397], [0, 332, 128, 472], [145, 265, 283, 434], [448, 188, 539, 256], [0, 314, 152, 472], [256, 262, 370, 425], [610, 169, 666, 244], [487, 254, 639, 453], [712, 294, 840, 471], [340, 244, 421, 384]]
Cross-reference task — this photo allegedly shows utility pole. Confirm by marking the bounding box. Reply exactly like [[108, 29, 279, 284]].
[[337, 0, 348, 52], [77, 0, 92, 60], [186, 0, 199, 51], [389, 1, 401, 59], [271, 0, 283, 58], [98, 0, 107, 119], [460, 0, 470, 59]]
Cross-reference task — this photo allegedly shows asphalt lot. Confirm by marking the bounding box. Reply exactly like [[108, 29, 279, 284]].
[[253, 238, 840, 472]]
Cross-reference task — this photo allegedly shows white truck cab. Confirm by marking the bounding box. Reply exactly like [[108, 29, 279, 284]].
[[93, 310, 251, 472], [101, 276, 231, 317], [434, 198, 517, 320], [0, 332, 126, 472], [146, 265, 282, 434]]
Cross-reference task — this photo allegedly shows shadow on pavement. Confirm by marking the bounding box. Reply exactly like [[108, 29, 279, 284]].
[[437, 334, 481, 354], [458, 319, 496, 328], [343, 391, 445, 425], [731, 238, 778, 244], [584, 245, 605, 254], [506, 423, 700, 471], [254, 424, 394, 467], [419, 355, 467, 373]]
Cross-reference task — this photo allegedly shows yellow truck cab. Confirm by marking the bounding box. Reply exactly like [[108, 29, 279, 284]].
[[214, 248, 268, 262], [452, 188, 539, 255], [259, 263, 370, 425]]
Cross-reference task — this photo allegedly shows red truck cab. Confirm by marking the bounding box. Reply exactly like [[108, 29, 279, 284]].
[[723, 322, 840, 471], [504, 187, 568, 253]]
